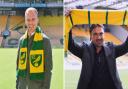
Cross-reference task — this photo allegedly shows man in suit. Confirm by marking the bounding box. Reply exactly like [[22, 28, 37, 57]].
[[16, 7, 52, 89], [68, 24, 128, 89]]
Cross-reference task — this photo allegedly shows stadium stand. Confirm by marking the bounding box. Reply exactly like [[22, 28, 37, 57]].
[[0, 0, 63, 3], [0, 15, 8, 32], [104, 32, 122, 44], [42, 25, 62, 47], [0, 0, 63, 48], [64, 0, 78, 4], [0, 13, 63, 48], [39, 16, 63, 26], [3, 30, 21, 47], [0, 37, 3, 47], [122, 25, 128, 32], [9, 16, 24, 30]]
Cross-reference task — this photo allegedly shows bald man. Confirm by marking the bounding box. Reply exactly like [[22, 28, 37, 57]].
[[16, 7, 53, 89]]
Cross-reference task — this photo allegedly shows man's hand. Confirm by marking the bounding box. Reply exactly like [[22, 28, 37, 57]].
[[64, 8, 74, 16]]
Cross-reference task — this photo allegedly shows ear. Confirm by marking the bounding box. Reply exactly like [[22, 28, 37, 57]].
[[37, 17, 39, 23], [25, 19, 27, 26], [37, 18, 39, 26], [90, 33, 92, 41], [90, 36, 92, 41]]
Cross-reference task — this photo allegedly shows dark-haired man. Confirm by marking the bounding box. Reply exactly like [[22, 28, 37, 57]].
[[68, 24, 128, 89]]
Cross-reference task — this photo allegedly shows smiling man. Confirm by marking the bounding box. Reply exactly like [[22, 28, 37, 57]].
[[16, 7, 52, 89], [68, 24, 128, 89]]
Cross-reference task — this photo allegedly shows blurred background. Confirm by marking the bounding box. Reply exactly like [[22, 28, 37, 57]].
[[0, 0, 63, 89], [0, 0, 63, 48], [64, 0, 128, 89], [64, 0, 128, 10]]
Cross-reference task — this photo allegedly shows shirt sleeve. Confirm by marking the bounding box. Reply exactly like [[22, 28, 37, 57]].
[[68, 30, 84, 59], [16, 39, 21, 89], [16, 45, 20, 71], [42, 37, 53, 89], [114, 36, 128, 58]]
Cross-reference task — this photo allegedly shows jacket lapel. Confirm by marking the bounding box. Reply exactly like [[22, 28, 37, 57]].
[[103, 44, 115, 77], [88, 42, 95, 66], [80, 42, 95, 89]]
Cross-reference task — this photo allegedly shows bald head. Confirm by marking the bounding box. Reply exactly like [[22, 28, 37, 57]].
[[25, 7, 39, 32], [25, 7, 38, 17]]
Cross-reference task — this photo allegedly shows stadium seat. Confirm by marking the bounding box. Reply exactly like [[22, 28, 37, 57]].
[[0, 15, 8, 32]]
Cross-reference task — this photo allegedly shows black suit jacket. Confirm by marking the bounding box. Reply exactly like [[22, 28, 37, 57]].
[[68, 31, 128, 89]]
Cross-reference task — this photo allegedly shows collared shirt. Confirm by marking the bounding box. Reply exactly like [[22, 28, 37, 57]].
[[87, 44, 116, 89], [30, 32, 35, 36]]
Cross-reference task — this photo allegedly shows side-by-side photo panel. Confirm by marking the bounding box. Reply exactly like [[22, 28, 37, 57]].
[[64, 9, 128, 89], [0, 0, 63, 89]]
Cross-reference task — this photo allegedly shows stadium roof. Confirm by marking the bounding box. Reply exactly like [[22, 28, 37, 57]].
[[64, 0, 128, 10], [0, 0, 63, 8]]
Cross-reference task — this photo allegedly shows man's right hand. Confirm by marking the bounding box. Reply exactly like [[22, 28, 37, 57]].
[[64, 8, 73, 16]]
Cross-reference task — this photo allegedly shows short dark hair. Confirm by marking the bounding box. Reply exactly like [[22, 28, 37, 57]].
[[89, 24, 104, 34]]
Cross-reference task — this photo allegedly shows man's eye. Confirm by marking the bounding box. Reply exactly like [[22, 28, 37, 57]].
[[93, 33, 97, 36], [100, 33, 103, 35]]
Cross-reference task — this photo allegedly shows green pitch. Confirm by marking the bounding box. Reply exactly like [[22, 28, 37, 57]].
[[0, 48, 63, 89], [65, 69, 128, 89], [0, 48, 128, 89]]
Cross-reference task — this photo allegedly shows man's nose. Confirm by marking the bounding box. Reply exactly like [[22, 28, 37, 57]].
[[97, 35, 102, 39], [28, 20, 33, 24]]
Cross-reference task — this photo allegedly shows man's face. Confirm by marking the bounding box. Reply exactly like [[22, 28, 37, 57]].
[[90, 27, 104, 47], [25, 10, 38, 31]]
